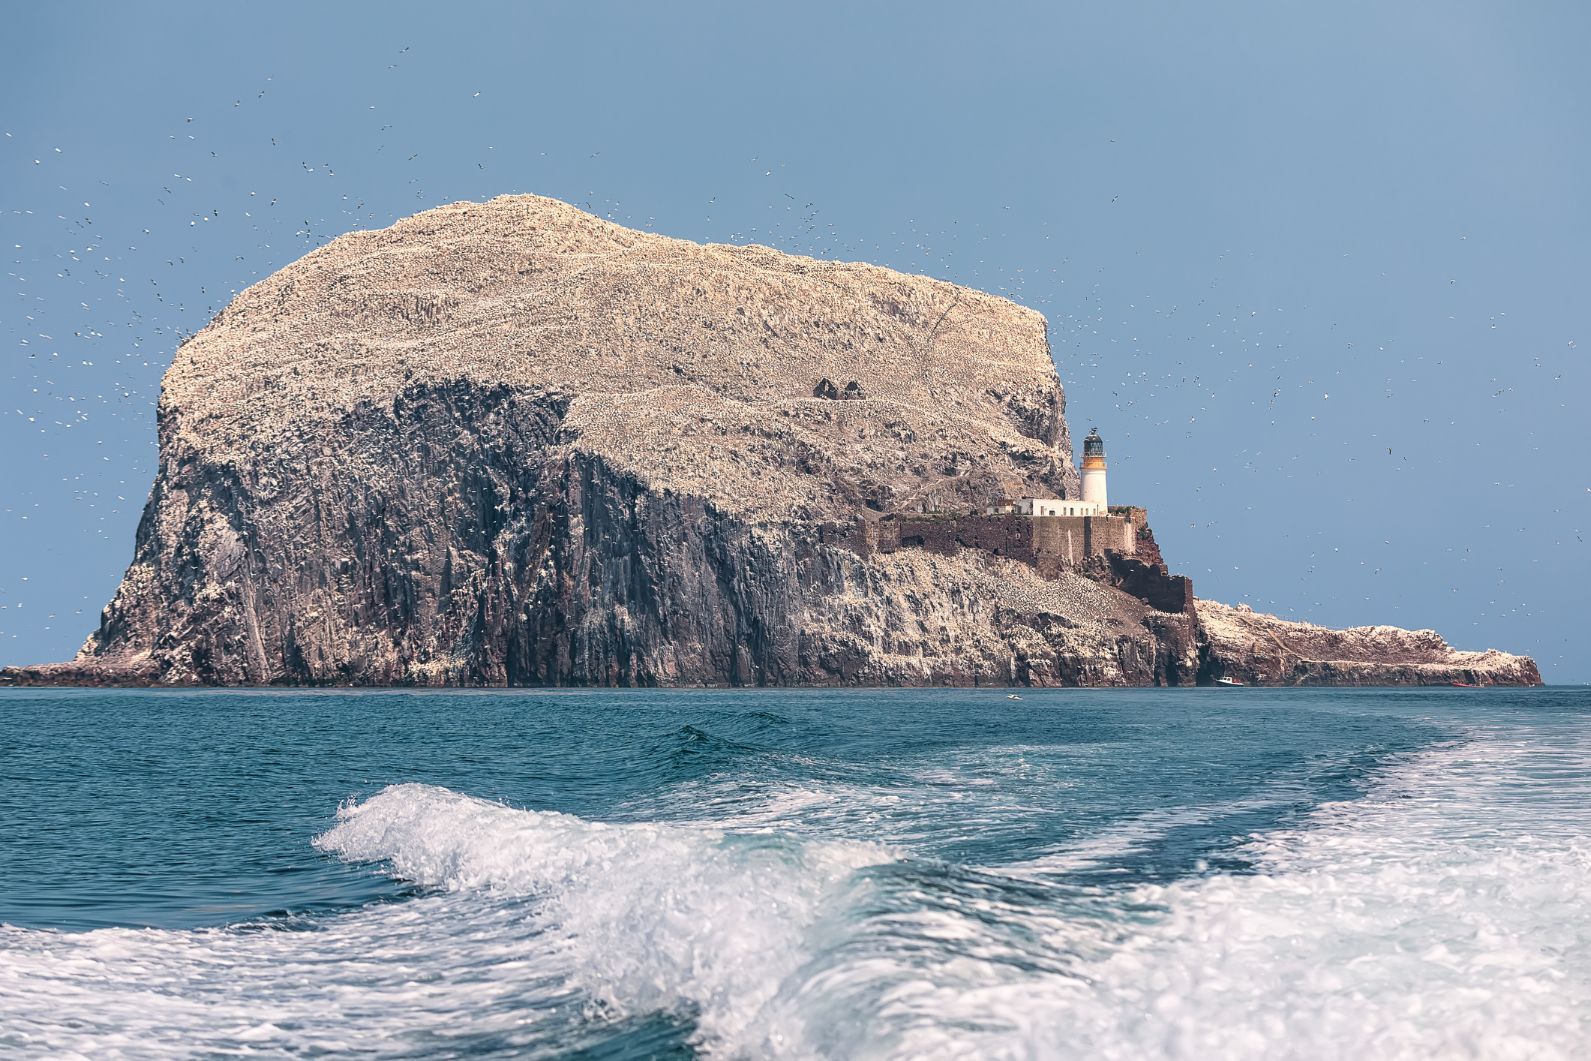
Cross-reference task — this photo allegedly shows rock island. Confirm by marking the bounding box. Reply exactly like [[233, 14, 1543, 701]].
[[0, 196, 1539, 687]]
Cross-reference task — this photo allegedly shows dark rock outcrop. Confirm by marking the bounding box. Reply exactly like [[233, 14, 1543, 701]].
[[1195, 601, 1542, 687]]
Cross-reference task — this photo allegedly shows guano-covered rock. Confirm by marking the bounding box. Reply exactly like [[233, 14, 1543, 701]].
[[1, 195, 1539, 688]]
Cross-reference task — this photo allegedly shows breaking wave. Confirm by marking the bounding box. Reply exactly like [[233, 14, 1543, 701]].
[[314, 783, 893, 1052]]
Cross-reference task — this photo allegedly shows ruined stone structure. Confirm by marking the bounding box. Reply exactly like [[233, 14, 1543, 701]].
[[860, 508, 1132, 567], [852, 501, 1193, 615], [1099, 507, 1196, 614], [858, 427, 1196, 614], [812, 377, 867, 400]]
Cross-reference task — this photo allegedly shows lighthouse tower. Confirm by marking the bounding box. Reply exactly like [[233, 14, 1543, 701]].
[[1081, 427, 1108, 509]]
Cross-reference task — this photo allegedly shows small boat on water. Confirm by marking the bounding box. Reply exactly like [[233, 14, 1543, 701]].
[[1007, 693, 1023, 700], [1214, 676, 1245, 687]]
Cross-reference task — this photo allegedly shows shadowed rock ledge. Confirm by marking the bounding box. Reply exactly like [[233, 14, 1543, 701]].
[[0, 196, 1539, 687]]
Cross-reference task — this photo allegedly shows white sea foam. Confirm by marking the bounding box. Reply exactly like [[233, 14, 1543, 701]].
[[314, 783, 893, 1052], [638, 743, 1069, 847], [801, 729, 1591, 1060], [4, 727, 1589, 1059], [0, 894, 584, 1056], [996, 795, 1284, 878], [0, 784, 893, 1057]]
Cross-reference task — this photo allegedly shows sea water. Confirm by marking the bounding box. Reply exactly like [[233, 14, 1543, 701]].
[[1, 686, 1587, 1058]]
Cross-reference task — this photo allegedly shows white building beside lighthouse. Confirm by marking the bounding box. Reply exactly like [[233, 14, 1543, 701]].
[[956, 424, 1140, 562], [982, 426, 1116, 519]]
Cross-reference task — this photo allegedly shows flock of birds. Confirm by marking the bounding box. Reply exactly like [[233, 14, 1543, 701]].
[[1, 39, 1581, 672]]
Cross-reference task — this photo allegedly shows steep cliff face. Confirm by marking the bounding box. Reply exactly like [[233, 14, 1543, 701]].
[[17, 369, 1194, 688], [1, 195, 1536, 687]]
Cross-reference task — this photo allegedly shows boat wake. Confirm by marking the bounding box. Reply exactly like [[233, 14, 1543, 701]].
[[4, 724, 1590, 1058]]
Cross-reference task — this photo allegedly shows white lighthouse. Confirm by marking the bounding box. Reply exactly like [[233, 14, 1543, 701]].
[[1080, 427, 1108, 509]]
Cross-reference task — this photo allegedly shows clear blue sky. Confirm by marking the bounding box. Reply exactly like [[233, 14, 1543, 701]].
[[3, 2, 1587, 680]]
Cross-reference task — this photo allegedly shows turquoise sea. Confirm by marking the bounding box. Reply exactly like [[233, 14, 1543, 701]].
[[2, 686, 1587, 1058]]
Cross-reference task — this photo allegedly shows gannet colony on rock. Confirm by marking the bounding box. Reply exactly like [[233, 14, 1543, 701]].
[[0, 195, 1539, 687]]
